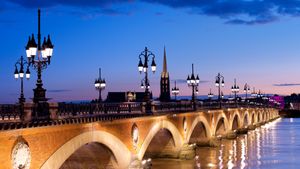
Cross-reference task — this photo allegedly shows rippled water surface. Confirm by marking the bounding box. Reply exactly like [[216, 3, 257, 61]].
[[152, 118, 300, 169]]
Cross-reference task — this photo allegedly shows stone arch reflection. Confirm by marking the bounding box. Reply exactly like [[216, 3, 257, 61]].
[[232, 115, 239, 130], [243, 114, 249, 127], [143, 128, 177, 158], [189, 122, 208, 144], [251, 113, 255, 124], [215, 118, 226, 136], [60, 142, 118, 169]]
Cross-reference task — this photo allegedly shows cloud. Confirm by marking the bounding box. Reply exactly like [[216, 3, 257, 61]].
[[6, 0, 133, 8], [3, 0, 300, 24], [225, 15, 279, 25], [48, 89, 72, 93], [143, 0, 300, 25], [69, 8, 132, 19], [273, 83, 300, 87], [3, 0, 133, 17]]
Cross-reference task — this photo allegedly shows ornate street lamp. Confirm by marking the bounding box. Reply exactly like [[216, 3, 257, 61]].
[[257, 90, 263, 106], [138, 47, 156, 113], [187, 64, 200, 111], [251, 87, 258, 105], [94, 68, 106, 102], [208, 88, 214, 99], [208, 88, 214, 106], [215, 73, 224, 108], [231, 79, 239, 105], [14, 56, 31, 104], [244, 83, 251, 101], [171, 81, 179, 100], [25, 9, 54, 103]]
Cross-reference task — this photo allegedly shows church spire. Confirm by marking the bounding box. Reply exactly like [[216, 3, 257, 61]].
[[163, 46, 167, 73], [159, 46, 170, 102]]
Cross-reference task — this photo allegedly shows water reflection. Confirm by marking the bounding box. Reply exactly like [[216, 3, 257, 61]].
[[152, 118, 300, 169]]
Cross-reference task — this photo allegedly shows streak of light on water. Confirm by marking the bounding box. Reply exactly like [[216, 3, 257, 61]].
[[151, 118, 300, 169]]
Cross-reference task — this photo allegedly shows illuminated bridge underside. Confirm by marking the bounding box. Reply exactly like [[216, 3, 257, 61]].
[[0, 108, 279, 169]]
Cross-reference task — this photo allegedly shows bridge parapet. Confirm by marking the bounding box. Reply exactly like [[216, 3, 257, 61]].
[[0, 102, 279, 128]]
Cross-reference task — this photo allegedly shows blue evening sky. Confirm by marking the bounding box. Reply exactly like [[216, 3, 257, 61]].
[[0, 0, 300, 103]]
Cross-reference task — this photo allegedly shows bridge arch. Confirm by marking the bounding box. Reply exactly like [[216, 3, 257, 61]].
[[214, 112, 230, 136], [229, 111, 241, 130], [257, 111, 261, 123], [41, 131, 132, 169], [251, 112, 256, 124], [243, 112, 249, 127], [268, 111, 271, 120], [138, 120, 183, 160], [186, 116, 212, 143]]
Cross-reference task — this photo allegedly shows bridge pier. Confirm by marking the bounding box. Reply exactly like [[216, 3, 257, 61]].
[[179, 143, 197, 160], [225, 131, 238, 139], [248, 124, 256, 130]]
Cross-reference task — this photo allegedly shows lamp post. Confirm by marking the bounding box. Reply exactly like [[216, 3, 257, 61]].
[[251, 87, 257, 105], [257, 90, 263, 106], [231, 79, 239, 106], [244, 83, 250, 102], [94, 68, 106, 102], [171, 81, 179, 100], [138, 47, 156, 113], [208, 88, 214, 107], [187, 64, 200, 111], [25, 9, 54, 103], [14, 56, 31, 104], [215, 73, 224, 108], [208, 88, 214, 99]]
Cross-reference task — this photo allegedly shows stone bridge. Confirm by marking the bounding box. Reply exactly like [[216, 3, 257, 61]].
[[0, 107, 279, 169]]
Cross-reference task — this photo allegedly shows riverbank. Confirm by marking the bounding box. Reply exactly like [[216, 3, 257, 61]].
[[280, 109, 300, 118]]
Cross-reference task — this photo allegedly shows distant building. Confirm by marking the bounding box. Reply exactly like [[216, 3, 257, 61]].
[[159, 47, 171, 102], [284, 94, 300, 110], [270, 95, 284, 109], [106, 91, 152, 102]]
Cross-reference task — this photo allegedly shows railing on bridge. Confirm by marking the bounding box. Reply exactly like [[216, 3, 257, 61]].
[[0, 101, 277, 130], [0, 104, 21, 123], [57, 102, 143, 119]]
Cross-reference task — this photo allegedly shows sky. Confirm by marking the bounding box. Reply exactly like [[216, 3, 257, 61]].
[[0, 0, 300, 103]]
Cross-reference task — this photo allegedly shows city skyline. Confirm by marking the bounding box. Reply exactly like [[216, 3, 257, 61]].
[[1, 1, 300, 103]]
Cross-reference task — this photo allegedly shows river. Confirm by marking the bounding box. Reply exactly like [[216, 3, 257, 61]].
[[152, 118, 300, 169]]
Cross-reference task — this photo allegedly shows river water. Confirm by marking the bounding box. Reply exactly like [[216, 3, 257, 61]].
[[152, 118, 300, 169]]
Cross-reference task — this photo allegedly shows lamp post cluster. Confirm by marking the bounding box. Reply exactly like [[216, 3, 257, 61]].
[[215, 73, 225, 108], [244, 83, 251, 101], [171, 81, 179, 100], [94, 68, 106, 102], [14, 56, 31, 104], [25, 9, 54, 103], [186, 64, 200, 111], [138, 47, 156, 113]]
